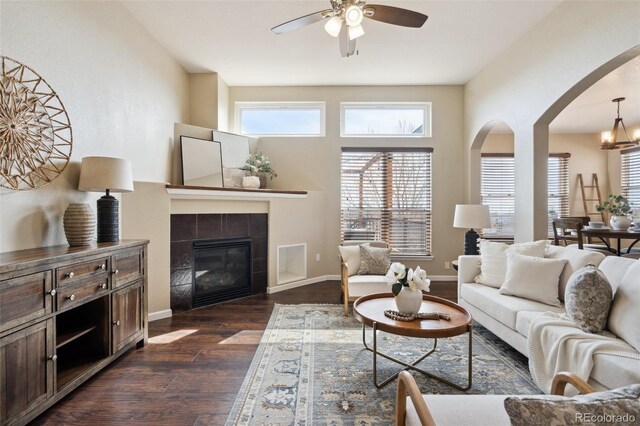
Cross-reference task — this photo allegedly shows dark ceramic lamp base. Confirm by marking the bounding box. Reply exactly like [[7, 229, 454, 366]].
[[97, 192, 119, 243], [464, 228, 480, 255]]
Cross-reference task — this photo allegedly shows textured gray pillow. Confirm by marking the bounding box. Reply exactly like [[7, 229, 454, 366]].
[[565, 264, 612, 333], [358, 245, 391, 275], [504, 384, 640, 426]]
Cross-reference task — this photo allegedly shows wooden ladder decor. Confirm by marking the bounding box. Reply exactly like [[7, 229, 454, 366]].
[[578, 173, 605, 222]]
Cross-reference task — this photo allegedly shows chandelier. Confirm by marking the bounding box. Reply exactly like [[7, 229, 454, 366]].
[[600, 97, 640, 150]]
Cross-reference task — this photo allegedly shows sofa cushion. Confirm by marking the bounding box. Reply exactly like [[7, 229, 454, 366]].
[[358, 245, 391, 275], [461, 283, 565, 329], [504, 384, 640, 426], [406, 395, 510, 426], [608, 261, 640, 352], [474, 239, 548, 288], [347, 275, 391, 297], [339, 245, 360, 277], [515, 311, 544, 337], [565, 264, 613, 333], [546, 245, 605, 302], [598, 256, 637, 293], [591, 352, 640, 391], [499, 253, 566, 307]]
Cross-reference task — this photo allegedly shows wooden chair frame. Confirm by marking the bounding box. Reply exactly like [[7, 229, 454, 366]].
[[395, 371, 595, 426], [552, 217, 587, 249]]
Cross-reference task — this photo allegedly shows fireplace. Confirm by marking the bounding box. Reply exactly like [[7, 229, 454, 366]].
[[170, 213, 267, 311], [192, 238, 252, 308]]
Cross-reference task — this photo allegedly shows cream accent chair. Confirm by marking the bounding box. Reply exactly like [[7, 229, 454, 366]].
[[396, 371, 595, 426], [339, 240, 390, 315]]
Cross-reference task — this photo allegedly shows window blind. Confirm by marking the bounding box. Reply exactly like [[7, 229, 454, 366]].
[[481, 154, 570, 238], [340, 148, 432, 256], [622, 147, 640, 211]]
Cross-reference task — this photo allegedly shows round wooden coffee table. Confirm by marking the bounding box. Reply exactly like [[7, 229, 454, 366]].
[[353, 293, 473, 389]]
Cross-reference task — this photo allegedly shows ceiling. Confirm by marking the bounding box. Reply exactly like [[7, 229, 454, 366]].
[[122, 0, 561, 86], [123, 1, 638, 135], [551, 56, 640, 134]]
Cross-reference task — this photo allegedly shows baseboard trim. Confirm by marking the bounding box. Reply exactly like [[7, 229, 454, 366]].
[[268, 276, 335, 294], [430, 275, 458, 282], [148, 309, 173, 322]]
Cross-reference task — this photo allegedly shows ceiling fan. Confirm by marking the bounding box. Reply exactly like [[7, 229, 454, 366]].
[[271, 0, 428, 58]]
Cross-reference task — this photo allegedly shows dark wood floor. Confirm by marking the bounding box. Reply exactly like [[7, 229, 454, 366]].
[[33, 280, 456, 425]]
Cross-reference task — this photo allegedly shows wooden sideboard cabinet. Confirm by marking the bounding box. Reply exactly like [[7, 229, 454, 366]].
[[0, 240, 149, 425]]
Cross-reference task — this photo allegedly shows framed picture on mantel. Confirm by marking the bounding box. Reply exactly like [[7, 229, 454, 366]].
[[180, 136, 224, 187]]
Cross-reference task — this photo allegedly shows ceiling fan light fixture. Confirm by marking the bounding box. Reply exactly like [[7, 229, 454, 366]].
[[348, 24, 365, 40], [324, 16, 342, 37], [345, 4, 364, 27]]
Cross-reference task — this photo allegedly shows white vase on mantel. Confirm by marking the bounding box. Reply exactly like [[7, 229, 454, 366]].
[[610, 215, 632, 231], [394, 286, 423, 314], [242, 176, 260, 189]]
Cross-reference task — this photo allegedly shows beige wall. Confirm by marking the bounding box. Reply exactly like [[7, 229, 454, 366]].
[[483, 133, 611, 217], [464, 1, 640, 242], [229, 85, 465, 277], [0, 1, 189, 253]]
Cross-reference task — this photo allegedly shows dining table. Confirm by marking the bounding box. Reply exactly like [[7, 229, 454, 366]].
[[582, 226, 640, 256]]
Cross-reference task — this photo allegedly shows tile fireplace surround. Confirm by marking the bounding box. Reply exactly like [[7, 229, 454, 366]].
[[170, 213, 268, 311]]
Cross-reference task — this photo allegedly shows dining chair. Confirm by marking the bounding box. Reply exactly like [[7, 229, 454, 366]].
[[552, 217, 616, 255]]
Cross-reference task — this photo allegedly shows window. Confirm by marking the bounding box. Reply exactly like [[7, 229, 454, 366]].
[[622, 147, 640, 211], [341, 103, 431, 137], [235, 102, 325, 137], [340, 148, 432, 256], [480, 154, 570, 238]]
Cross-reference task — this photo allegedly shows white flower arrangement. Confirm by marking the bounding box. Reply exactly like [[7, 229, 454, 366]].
[[240, 151, 277, 179], [385, 262, 431, 296]]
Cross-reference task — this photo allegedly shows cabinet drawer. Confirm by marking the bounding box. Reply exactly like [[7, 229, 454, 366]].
[[57, 257, 109, 287], [0, 271, 53, 333], [112, 249, 143, 288], [56, 277, 110, 312]]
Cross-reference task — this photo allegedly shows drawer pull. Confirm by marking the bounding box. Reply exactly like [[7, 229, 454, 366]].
[[49, 289, 57, 296], [67, 294, 75, 301], [48, 355, 58, 362], [98, 283, 107, 290], [113, 320, 121, 326], [113, 269, 119, 275], [99, 263, 106, 270], [65, 272, 75, 279]]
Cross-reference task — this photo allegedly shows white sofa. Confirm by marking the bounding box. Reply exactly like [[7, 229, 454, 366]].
[[458, 245, 640, 391]]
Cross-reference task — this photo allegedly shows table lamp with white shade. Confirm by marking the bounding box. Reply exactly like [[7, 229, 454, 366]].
[[453, 204, 491, 255], [78, 157, 133, 243]]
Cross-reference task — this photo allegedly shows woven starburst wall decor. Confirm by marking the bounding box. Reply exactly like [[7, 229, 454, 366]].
[[0, 56, 73, 190]]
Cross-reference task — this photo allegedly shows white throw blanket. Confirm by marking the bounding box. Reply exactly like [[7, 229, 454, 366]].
[[528, 312, 640, 396]]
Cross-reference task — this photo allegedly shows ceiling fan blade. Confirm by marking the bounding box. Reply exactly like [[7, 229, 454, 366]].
[[363, 5, 428, 28], [339, 23, 357, 58], [271, 9, 333, 34]]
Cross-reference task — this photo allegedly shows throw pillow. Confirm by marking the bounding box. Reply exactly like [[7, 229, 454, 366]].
[[358, 245, 391, 275], [608, 261, 640, 352], [565, 264, 613, 333], [498, 252, 566, 307], [504, 384, 640, 426], [475, 239, 549, 288], [338, 245, 361, 277], [546, 245, 606, 302]]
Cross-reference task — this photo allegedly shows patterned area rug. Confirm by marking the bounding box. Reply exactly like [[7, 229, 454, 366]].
[[226, 304, 539, 425]]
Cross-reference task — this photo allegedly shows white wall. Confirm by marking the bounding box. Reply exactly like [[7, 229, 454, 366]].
[[230, 85, 465, 277], [0, 1, 189, 252], [465, 1, 640, 242]]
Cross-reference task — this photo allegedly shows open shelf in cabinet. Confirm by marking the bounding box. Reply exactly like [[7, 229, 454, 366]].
[[55, 296, 109, 391]]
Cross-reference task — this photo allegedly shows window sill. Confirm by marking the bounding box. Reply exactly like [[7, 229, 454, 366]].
[[391, 255, 434, 262]]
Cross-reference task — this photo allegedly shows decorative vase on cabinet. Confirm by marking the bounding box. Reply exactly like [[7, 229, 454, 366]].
[[63, 203, 96, 246]]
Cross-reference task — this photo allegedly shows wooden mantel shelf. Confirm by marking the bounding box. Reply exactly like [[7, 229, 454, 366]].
[[165, 185, 308, 200]]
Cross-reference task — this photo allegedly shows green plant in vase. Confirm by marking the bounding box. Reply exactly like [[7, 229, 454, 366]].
[[596, 194, 633, 230], [240, 151, 277, 189]]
